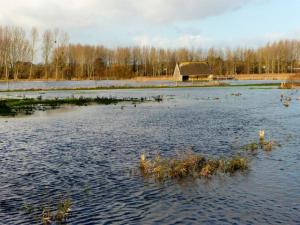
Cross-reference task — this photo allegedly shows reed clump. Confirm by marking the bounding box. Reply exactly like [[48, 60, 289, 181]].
[[139, 152, 248, 180]]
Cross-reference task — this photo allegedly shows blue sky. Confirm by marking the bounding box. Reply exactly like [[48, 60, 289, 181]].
[[0, 0, 299, 48]]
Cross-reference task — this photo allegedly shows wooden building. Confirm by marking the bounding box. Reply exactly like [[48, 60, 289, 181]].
[[173, 62, 213, 81]]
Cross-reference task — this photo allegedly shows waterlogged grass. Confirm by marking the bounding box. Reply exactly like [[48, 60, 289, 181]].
[[0, 81, 282, 93], [139, 152, 248, 181], [0, 83, 229, 93], [241, 139, 281, 153], [0, 95, 163, 116], [139, 133, 282, 181], [23, 198, 72, 225], [241, 142, 259, 152], [261, 140, 281, 151], [41, 198, 72, 225]]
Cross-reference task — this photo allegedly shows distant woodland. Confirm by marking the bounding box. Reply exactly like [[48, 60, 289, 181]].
[[1, 26, 300, 80]]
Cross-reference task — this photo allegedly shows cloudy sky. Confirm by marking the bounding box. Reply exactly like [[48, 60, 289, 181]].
[[0, 0, 300, 48]]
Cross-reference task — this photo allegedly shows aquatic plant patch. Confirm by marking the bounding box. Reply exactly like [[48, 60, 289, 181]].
[[139, 152, 249, 181], [241, 139, 281, 153], [22, 198, 72, 225], [0, 95, 163, 116]]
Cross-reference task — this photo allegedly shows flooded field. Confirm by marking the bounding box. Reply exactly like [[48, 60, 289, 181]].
[[0, 79, 282, 91], [0, 84, 299, 224]]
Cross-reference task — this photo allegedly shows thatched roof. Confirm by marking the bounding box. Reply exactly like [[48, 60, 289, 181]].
[[179, 62, 211, 76]]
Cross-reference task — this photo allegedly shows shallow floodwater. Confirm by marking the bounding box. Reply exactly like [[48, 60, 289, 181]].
[[0, 79, 282, 91], [0, 85, 300, 224]]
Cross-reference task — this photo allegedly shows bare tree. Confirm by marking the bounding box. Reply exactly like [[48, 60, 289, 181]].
[[52, 29, 69, 80], [42, 29, 54, 79], [29, 27, 38, 80]]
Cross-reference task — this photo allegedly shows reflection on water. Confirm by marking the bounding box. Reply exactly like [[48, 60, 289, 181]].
[[0, 87, 299, 224]]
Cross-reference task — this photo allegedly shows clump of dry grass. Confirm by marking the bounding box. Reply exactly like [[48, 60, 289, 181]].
[[199, 159, 220, 177], [140, 152, 248, 180], [222, 157, 248, 173]]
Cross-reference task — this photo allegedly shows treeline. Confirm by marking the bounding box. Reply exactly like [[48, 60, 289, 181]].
[[1, 25, 300, 80]]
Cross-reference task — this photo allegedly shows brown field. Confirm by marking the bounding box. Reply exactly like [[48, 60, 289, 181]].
[[130, 76, 173, 81], [233, 73, 298, 80]]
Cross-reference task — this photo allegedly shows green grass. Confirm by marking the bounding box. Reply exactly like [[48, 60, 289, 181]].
[[0, 95, 163, 116]]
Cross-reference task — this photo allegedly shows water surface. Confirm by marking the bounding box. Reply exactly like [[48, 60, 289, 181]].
[[0, 85, 299, 224]]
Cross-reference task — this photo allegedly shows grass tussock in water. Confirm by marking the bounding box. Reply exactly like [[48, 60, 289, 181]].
[[242, 138, 281, 153], [22, 198, 72, 225], [139, 152, 248, 181], [0, 95, 163, 116], [241, 130, 281, 153], [261, 140, 281, 151], [41, 198, 72, 225]]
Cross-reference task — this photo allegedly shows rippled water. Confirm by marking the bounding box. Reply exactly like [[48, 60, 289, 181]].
[[0, 85, 300, 224]]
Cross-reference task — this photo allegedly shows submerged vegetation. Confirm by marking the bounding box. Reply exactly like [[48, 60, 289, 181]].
[[280, 94, 292, 107], [139, 152, 248, 181], [261, 140, 281, 152], [241, 140, 281, 153], [242, 130, 281, 153], [41, 198, 72, 225], [0, 95, 163, 116], [23, 198, 72, 225], [0, 82, 283, 93], [139, 130, 282, 181]]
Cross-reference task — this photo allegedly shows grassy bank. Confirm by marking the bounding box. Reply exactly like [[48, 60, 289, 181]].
[[0, 96, 162, 116]]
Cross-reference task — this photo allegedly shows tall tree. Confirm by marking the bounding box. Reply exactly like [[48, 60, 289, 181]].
[[29, 27, 38, 80], [42, 29, 54, 79]]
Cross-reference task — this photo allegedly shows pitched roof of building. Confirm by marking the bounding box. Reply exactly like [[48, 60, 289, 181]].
[[179, 62, 212, 76]]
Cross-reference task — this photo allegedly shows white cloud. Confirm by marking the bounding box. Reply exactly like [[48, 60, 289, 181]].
[[131, 0, 254, 23], [134, 34, 213, 48], [0, 0, 257, 29], [0, 0, 276, 48]]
